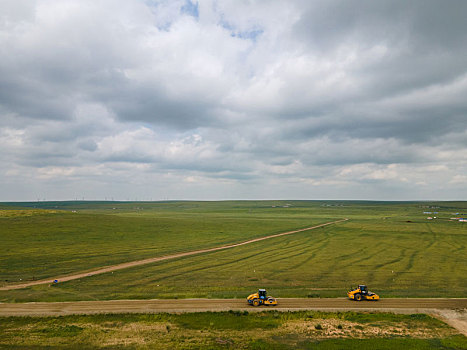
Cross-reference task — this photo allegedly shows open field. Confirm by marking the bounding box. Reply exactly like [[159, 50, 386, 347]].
[[0, 201, 335, 284], [1, 201, 466, 348], [1, 311, 466, 349], [0, 220, 345, 291], [1, 201, 466, 302]]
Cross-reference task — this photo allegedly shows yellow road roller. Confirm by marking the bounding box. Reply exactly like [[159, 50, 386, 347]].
[[348, 285, 379, 301], [247, 289, 278, 306]]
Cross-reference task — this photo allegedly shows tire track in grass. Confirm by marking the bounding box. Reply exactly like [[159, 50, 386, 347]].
[[76, 247, 283, 287], [405, 224, 440, 286], [298, 233, 374, 285], [218, 231, 330, 270], [449, 237, 465, 254], [249, 231, 331, 266], [314, 243, 391, 284], [286, 231, 332, 270], [202, 234, 319, 270], [0, 219, 348, 291], [373, 248, 407, 270], [424, 223, 437, 251], [404, 249, 418, 272], [330, 246, 366, 262], [143, 246, 292, 283], [133, 234, 331, 284], [77, 233, 330, 289], [209, 241, 314, 274], [255, 233, 331, 267], [147, 256, 260, 283], [387, 247, 426, 289], [431, 230, 466, 287], [340, 246, 388, 267]]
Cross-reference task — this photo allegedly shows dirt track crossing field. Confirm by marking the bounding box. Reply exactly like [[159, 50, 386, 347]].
[[0, 219, 347, 291], [1, 298, 465, 317]]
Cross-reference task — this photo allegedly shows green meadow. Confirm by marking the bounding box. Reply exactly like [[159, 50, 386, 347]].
[[1, 201, 466, 301], [0, 201, 333, 284], [0, 311, 465, 349]]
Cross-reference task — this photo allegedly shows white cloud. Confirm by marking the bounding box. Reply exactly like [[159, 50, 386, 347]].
[[0, 0, 466, 200]]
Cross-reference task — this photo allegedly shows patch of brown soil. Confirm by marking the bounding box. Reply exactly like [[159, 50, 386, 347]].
[[281, 319, 456, 339], [432, 309, 467, 336], [100, 322, 173, 347]]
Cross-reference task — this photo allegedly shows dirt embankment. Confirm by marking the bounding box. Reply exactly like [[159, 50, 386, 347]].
[[431, 309, 467, 336]]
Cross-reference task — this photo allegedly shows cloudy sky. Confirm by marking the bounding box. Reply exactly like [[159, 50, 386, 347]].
[[1, 0, 466, 201]]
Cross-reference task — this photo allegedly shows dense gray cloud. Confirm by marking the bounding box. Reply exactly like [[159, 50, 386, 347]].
[[0, 0, 466, 201]]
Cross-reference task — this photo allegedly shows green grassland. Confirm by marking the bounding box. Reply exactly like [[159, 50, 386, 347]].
[[1, 201, 466, 301], [0, 201, 335, 284], [0, 311, 465, 349]]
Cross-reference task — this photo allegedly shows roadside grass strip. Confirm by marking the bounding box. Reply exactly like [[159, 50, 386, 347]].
[[0, 311, 466, 349]]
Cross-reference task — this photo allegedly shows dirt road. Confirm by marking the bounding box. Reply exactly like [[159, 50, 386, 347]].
[[0, 298, 465, 317], [0, 219, 347, 291]]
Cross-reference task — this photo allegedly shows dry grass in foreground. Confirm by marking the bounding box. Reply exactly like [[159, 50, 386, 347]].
[[1, 311, 466, 349]]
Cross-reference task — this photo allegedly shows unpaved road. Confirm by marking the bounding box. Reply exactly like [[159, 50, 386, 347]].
[[2, 298, 466, 336], [0, 298, 465, 317], [0, 219, 347, 291]]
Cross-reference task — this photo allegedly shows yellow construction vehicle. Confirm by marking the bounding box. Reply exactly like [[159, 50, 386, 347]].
[[347, 285, 379, 301], [247, 289, 277, 306]]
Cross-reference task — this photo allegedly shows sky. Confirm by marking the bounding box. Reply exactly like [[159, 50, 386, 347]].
[[1, 0, 466, 201]]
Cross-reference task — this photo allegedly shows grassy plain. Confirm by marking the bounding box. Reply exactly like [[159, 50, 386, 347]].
[[0, 201, 333, 283], [0, 201, 466, 301], [0, 311, 465, 349]]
